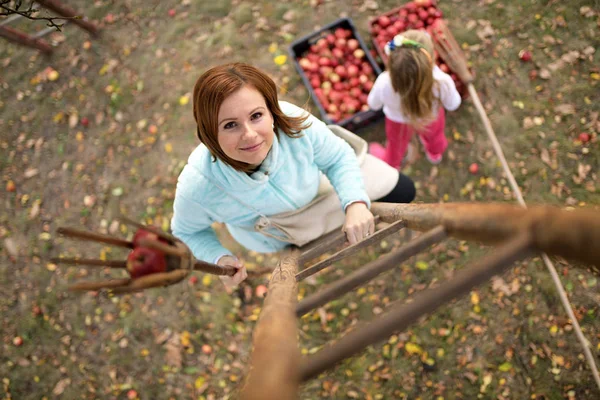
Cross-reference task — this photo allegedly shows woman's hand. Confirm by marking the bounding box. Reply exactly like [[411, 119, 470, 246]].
[[342, 202, 375, 245], [217, 255, 248, 290]]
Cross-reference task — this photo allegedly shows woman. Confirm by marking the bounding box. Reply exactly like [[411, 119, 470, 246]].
[[171, 63, 415, 288]]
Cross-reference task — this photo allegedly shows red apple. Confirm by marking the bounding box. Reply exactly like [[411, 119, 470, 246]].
[[318, 57, 332, 67], [518, 49, 532, 62], [132, 228, 169, 247], [378, 15, 391, 28], [418, 10, 429, 20], [347, 65, 359, 78], [13, 336, 23, 346], [168, 9, 176, 17], [469, 163, 479, 175], [353, 49, 365, 59], [347, 39, 360, 51], [255, 285, 268, 298], [126, 247, 167, 278], [334, 28, 347, 39], [316, 38, 328, 50], [334, 65, 347, 78], [189, 275, 198, 285], [393, 20, 406, 32], [325, 34, 336, 45], [81, 117, 89, 127], [579, 132, 591, 143]]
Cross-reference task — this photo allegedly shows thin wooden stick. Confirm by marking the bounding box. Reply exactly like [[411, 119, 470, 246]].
[[111, 270, 189, 294], [57, 227, 133, 248], [51, 257, 126, 268], [193, 260, 237, 277], [68, 278, 131, 291], [137, 238, 186, 257], [296, 219, 406, 281], [299, 215, 381, 265]]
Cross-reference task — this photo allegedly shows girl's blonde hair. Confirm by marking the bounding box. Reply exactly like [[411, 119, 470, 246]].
[[387, 30, 438, 130]]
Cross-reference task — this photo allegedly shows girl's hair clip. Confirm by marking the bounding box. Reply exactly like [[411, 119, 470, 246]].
[[384, 34, 425, 56]]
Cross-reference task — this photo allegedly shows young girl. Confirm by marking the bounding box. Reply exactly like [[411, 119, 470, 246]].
[[367, 29, 461, 168], [171, 63, 416, 288]]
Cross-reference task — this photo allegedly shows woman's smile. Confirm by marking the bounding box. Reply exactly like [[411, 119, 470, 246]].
[[240, 141, 264, 152]]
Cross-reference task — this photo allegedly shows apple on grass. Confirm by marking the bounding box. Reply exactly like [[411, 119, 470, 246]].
[[126, 247, 167, 279], [469, 163, 479, 175]]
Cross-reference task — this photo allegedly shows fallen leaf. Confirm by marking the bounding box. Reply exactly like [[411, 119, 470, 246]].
[[24, 168, 39, 179], [52, 378, 71, 395], [554, 104, 575, 115], [165, 334, 182, 367]]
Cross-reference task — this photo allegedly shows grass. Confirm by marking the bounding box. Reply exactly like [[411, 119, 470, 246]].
[[1, 0, 599, 399]]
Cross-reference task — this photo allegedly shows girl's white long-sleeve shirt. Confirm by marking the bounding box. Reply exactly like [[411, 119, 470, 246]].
[[367, 66, 461, 123]]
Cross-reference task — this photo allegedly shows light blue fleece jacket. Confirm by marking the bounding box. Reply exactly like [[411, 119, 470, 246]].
[[171, 101, 370, 263]]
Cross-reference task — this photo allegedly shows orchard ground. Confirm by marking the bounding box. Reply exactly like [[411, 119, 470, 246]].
[[1, 1, 599, 399]]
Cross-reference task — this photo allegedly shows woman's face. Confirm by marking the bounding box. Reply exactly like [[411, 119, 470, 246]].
[[217, 85, 274, 169]]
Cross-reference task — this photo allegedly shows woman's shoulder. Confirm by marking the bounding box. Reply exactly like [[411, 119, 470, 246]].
[[278, 100, 310, 118], [176, 145, 219, 199]]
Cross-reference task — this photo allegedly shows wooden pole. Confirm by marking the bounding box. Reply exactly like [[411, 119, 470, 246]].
[[370, 202, 600, 269], [240, 249, 301, 400]]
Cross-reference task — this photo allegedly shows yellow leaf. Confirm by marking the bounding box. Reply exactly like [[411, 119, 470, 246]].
[[471, 292, 480, 305], [140, 348, 150, 357], [549, 325, 558, 334], [99, 64, 110, 76], [274, 55, 287, 66], [498, 362, 512, 372], [194, 376, 205, 389], [590, 73, 600, 80], [415, 261, 429, 270], [179, 95, 189, 106], [268, 43, 277, 53], [405, 342, 422, 355], [202, 275, 212, 287], [53, 112, 64, 123], [46, 263, 57, 271], [181, 331, 191, 347], [164, 143, 173, 153]]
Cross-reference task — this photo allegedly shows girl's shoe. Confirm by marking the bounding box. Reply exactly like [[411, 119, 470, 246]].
[[425, 152, 442, 164], [417, 136, 443, 165]]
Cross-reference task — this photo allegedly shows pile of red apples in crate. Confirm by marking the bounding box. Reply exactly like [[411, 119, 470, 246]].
[[296, 27, 378, 123]]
